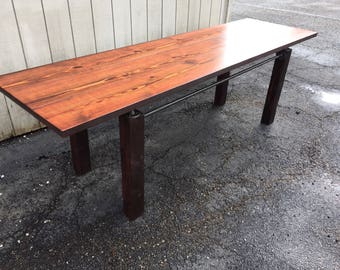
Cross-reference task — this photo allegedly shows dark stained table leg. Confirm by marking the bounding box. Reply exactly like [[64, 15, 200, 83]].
[[119, 110, 144, 221], [214, 72, 230, 106], [70, 129, 91, 176], [261, 48, 292, 125]]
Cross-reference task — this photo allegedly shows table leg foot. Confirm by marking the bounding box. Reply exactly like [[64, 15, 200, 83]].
[[261, 48, 292, 125], [70, 130, 91, 176], [119, 110, 144, 221], [214, 72, 230, 106]]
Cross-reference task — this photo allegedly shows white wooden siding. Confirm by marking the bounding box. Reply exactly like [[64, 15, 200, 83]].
[[91, 0, 115, 52], [131, 0, 148, 44], [175, 0, 189, 34], [42, 0, 76, 62], [0, 0, 232, 141], [147, 0, 162, 40]]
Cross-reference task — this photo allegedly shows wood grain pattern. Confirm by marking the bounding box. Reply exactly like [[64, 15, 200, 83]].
[[0, 19, 317, 137], [0, 0, 229, 141]]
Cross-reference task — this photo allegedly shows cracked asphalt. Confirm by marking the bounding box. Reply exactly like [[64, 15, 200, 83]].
[[0, 0, 339, 269]]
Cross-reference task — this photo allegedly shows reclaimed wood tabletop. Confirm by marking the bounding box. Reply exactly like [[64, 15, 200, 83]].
[[0, 18, 316, 136]]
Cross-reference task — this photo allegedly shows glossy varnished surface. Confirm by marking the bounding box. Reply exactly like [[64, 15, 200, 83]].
[[0, 18, 317, 136]]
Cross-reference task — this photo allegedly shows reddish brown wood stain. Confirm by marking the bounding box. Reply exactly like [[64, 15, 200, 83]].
[[0, 19, 317, 136]]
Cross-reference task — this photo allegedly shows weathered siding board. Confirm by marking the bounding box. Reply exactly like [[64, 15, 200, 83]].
[[42, 0, 76, 62], [188, 0, 201, 31], [162, 0, 177, 37], [131, 0, 148, 44], [2, 0, 42, 136], [91, 0, 115, 52], [176, 0, 189, 34], [220, 0, 231, 23], [0, 0, 25, 139], [112, 0, 132, 48], [147, 0, 162, 40], [14, 0, 52, 67], [210, 0, 222, 26], [68, 0, 96, 56], [199, 0, 212, 28], [0, 0, 231, 141]]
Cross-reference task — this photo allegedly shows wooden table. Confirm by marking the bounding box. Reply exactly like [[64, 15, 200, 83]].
[[0, 19, 317, 220]]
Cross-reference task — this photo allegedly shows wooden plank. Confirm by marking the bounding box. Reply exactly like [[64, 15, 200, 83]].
[[130, 0, 148, 44], [42, 0, 75, 62], [210, 0, 222, 26], [147, 0, 162, 40], [176, 0, 189, 34], [91, 0, 115, 52], [187, 0, 201, 31], [162, 0, 176, 37], [112, 0, 132, 48], [199, 0, 212, 29], [0, 19, 317, 136], [68, 0, 96, 57]]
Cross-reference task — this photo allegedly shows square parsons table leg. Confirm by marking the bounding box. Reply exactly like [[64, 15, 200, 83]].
[[68, 49, 293, 220], [214, 71, 230, 106], [70, 130, 91, 176], [261, 48, 292, 125], [119, 110, 145, 220]]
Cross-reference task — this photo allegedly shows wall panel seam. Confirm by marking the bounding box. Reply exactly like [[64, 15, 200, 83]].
[[146, 0, 149, 41], [218, 0, 222, 24], [40, 0, 54, 63], [198, 0, 202, 28], [129, 0, 133, 44], [186, 0, 190, 32], [66, 0, 77, 57], [174, 0, 178, 34], [90, 0, 98, 53], [11, 0, 28, 68], [110, 0, 116, 48], [208, 0, 212, 27], [3, 97, 15, 136]]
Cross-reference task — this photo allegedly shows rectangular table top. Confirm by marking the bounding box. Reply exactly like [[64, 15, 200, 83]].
[[0, 18, 317, 136]]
